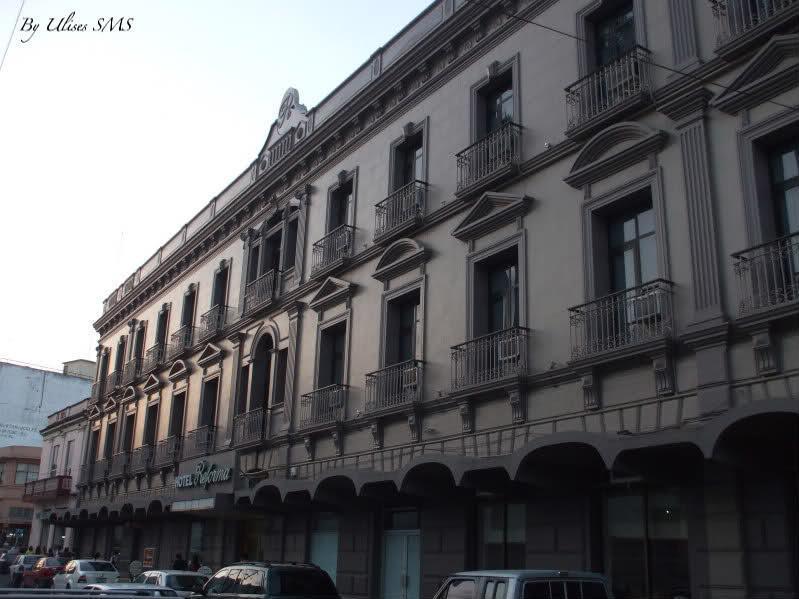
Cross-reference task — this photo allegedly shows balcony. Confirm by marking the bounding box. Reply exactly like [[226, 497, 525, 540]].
[[167, 325, 195, 361], [232, 408, 265, 447], [456, 122, 522, 196], [711, 0, 799, 58], [109, 451, 130, 479], [299, 384, 348, 429], [311, 225, 355, 278], [365, 360, 423, 413], [104, 371, 120, 396], [183, 425, 216, 459], [23, 475, 72, 502], [451, 327, 530, 393], [199, 305, 233, 341], [565, 46, 653, 139], [143, 343, 166, 373], [129, 445, 153, 474], [154, 436, 181, 467], [121, 357, 142, 385], [374, 181, 427, 243], [733, 232, 799, 317], [92, 459, 108, 483], [91, 381, 104, 403], [569, 279, 674, 363], [78, 463, 93, 485], [243, 270, 277, 315]]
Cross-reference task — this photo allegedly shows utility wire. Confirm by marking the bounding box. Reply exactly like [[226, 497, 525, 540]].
[[0, 0, 24, 75], [464, 0, 799, 113]]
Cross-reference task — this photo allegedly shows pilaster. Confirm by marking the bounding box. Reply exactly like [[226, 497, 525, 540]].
[[667, 0, 701, 72], [224, 331, 247, 446], [293, 186, 312, 286], [284, 302, 305, 428]]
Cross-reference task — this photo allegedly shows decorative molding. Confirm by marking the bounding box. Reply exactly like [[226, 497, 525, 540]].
[[653, 354, 675, 396], [751, 328, 779, 376], [369, 421, 382, 449], [167, 359, 191, 382], [657, 86, 714, 124], [308, 277, 355, 313], [458, 401, 473, 433], [303, 436, 313, 461], [407, 411, 420, 443], [121, 386, 138, 403], [582, 372, 600, 410], [372, 238, 430, 282], [331, 427, 343, 457], [451, 192, 532, 242], [197, 343, 224, 368], [565, 122, 668, 189], [667, 0, 700, 70], [507, 387, 525, 423]]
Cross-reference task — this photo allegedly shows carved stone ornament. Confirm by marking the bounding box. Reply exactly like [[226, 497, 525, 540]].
[[459, 401, 473, 433], [331, 428, 342, 457], [303, 436, 313, 460], [370, 421, 382, 449], [407, 412, 420, 443], [653, 354, 675, 396], [582, 372, 600, 410], [276, 88, 308, 137], [752, 328, 779, 376], [508, 387, 525, 423]]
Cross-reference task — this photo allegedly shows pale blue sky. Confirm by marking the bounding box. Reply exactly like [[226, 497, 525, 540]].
[[0, 0, 431, 370]]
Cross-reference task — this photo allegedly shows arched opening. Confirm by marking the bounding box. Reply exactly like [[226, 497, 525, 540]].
[[246, 333, 274, 415]]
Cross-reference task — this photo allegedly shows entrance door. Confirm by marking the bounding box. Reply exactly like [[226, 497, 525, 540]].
[[310, 515, 339, 585], [381, 530, 420, 599]]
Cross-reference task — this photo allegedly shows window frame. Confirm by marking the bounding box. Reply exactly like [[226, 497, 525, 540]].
[[325, 168, 358, 234], [575, 0, 647, 77], [198, 374, 221, 429], [379, 277, 426, 368], [469, 54, 521, 144], [388, 118, 430, 194], [476, 501, 527, 571], [314, 310, 351, 390]]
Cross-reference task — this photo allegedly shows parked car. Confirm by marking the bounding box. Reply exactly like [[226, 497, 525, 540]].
[[432, 570, 612, 599], [21, 556, 68, 588], [197, 562, 339, 598], [83, 583, 179, 596], [52, 560, 120, 589], [133, 570, 209, 597], [9, 554, 44, 587]]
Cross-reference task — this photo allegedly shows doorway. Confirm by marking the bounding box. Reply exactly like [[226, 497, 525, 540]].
[[381, 530, 420, 599]]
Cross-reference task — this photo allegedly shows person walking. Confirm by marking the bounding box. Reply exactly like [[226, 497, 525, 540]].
[[172, 553, 188, 570], [189, 554, 200, 572], [109, 549, 120, 569]]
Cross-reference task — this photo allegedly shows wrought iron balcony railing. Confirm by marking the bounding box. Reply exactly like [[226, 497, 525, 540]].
[[456, 121, 522, 193], [109, 451, 130, 478], [91, 381, 104, 403], [374, 181, 427, 242], [311, 225, 355, 277], [183, 425, 216, 459], [243, 270, 277, 315], [23, 475, 72, 502], [154, 436, 181, 467], [92, 459, 108, 483], [733, 232, 799, 316], [167, 325, 195, 360], [710, 0, 797, 47], [365, 360, 423, 412], [121, 357, 142, 385], [129, 445, 153, 474], [199, 305, 233, 342], [104, 371, 120, 396], [143, 343, 166, 373], [565, 46, 652, 133], [300, 384, 348, 429], [233, 407, 265, 447], [451, 327, 530, 391], [569, 279, 674, 361]]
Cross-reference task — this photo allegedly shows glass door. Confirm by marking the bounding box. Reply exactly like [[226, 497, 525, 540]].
[[381, 530, 420, 599]]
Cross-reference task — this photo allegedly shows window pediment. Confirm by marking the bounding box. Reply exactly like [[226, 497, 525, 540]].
[[197, 343, 224, 367], [309, 277, 355, 313], [565, 122, 667, 189], [143, 374, 162, 394], [451, 192, 531, 242], [373, 239, 430, 282], [167, 359, 191, 382], [104, 397, 118, 413], [88, 405, 101, 419], [711, 34, 799, 115], [121, 386, 138, 403]]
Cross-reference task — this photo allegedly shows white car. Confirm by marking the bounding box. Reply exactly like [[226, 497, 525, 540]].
[[83, 583, 178, 597], [133, 570, 209, 597], [52, 559, 120, 589]]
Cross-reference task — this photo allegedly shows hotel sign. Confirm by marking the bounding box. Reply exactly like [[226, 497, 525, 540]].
[[175, 460, 232, 489]]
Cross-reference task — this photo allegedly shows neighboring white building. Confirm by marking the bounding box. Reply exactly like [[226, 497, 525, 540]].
[[26, 398, 89, 551]]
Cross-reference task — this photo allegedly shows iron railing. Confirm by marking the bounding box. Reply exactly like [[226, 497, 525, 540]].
[[109, 451, 130, 478], [121, 357, 142, 385], [183, 425, 216, 459], [199, 305, 233, 341], [711, 0, 797, 46], [167, 325, 195, 360], [129, 445, 153, 474], [451, 327, 530, 391], [90, 381, 104, 403], [23, 475, 71, 501], [456, 121, 522, 192], [244, 270, 277, 314], [374, 181, 427, 241], [365, 360, 423, 412], [569, 279, 674, 360], [104, 371, 120, 396], [92, 459, 108, 483], [300, 384, 348, 428], [142, 343, 166, 372], [565, 46, 652, 132], [154, 436, 181, 467], [311, 225, 355, 276], [733, 232, 799, 315], [233, 408, 265, 446]]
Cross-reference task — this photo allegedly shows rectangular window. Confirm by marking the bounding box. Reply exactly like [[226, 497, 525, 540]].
[[769, 139, 799, 236], [133, 326, 146, 360], [319, 322, 347, 387], [0, 465, 4, 484], [103, 422, 116, 459], [64, 440, 73, 476], [50, 445, 60, 477], [14, 463, 39, 485], [170, 393, 186, 437], [283, 218, 298, 269], [477, 503, 525, 570], [393, 132, 424, 190], [155, 308, 169, 346], [607, 199, 656, 292], [236, 364, 250, 415], [114, 337, 127, 373], [144, 404, 158, 446], [200, 378, 219, 428], [189, 521, 204, 556], [475, 246, 519, 335], [89, 429, 101, 461], [212, 265, 229, 308], [247, 244, 261, 284], [329, 180, 352, 232], [476, 70, 514, 139], [385, 289, 421, 365], [263, 232, 282, 275], [272, 349, 288, 407], [592, 2, 635, 68], [122, 413, 135, 452], [181, 287, 196, 328]]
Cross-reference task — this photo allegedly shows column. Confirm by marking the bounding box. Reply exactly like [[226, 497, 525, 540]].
[[283, 302, 304, 428], [293, 186, 312, 286], [224, 332, 246, 446]]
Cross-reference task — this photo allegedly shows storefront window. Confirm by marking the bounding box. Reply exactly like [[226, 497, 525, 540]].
[[478, 503, 526, 569], [189, 522, 204, 559], [606, 489, 690, 599]]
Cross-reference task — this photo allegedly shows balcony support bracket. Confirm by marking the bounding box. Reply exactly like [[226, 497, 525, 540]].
[[750, 326, 779, 376], [370, 421, 383, 449], [582, 370, 601, 411], [506, 385, 526, 423], [408, 411, 420, 443], [303, 436, 314, 461], [652, 352, 676, 396], [459, 401, 473, 433], [331, 426, 343, 457]]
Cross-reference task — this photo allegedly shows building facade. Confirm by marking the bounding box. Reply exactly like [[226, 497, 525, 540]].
[[70, 0, 798, 597], [26, 399, 89, 552], [0, 446, 41, 547]]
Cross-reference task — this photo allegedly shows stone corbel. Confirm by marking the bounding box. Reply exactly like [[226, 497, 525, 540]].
[[582, 371, 600, 410], [752, 327, 779, 376], [407, 411, 420, 443], [303, 436, 314, 461], [507, 386, 525, 423], [653, 353, 675, 396], [459, 401, 473, 433], [331, 427, 343, 457], [370, 421, 382, 449]]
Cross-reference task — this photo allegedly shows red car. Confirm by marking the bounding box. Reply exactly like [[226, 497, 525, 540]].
[[22, 556, 67, 588]]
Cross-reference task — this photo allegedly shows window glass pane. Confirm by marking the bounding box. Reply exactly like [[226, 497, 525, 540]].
[[189, 522, 203, 558], [484, 581, 495, 598], [478, 504, 505, 569], [506, 503, 526, 568], [607, 494, 646, 599], [639, 235, 658, 283], [781, 148, 798, 180], [581, 581, 608, 599], [782, 187, 799, 235], [637, 208, 655, 235], [445, 579, 476, 599], [386, 510, 418, 530], [494, 581, 507, 599], [623, 248, 636, 289], [648, 491, 690, 599], [623, 217, 637, 242], [523, 582, 550, 599]]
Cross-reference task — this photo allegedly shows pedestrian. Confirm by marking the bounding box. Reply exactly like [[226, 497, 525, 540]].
[[172, 553, 188, 570], [189, 554, 200, 572], [47, 547, 53, 557], [110, 549, 120, 569], [93, 551, 101, 560], [26, 546, 33, 555], [34, 545, 42, 554]]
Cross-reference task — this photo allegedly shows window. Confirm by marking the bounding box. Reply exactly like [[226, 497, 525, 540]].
[[143, 404, 158, 446], [103, 422, 116, 459], [475, 247, 519, 335], [155, 307, 169, 347], [50, 445, 60, 477], [592, 2, 635, 67], [64, 440, 73, 476], [121, 413, 135, 452], [263, 231, 282, 275], [393, 131, 425, 190], [8, 507, 33, 520], [284, 219, 298, 269], [272, 349, 288, 407], [237, 570, 264, 595], [246, 244, 261, 284], [114, 337, 127, 374], [206, 569, 240, 595], [181, 286, 196, 328], [211, 264, 229, 308], [169, 393, 185, 437], [250, 335, 273, 410], [14, 463, 39, 485], [236, 365, 250, 415], [384, 289, 421, 365], [328, 179, 352, 232], [0, 464, 4, 484], [89, 429, 100, 461], [441, 579, 476, 599], [478, 503, 525, 569], [199, 378, 219, 428], [474, 66, 515, 140], [607, 201, 656, 292], [189, 521, 205, 558], [769, 139, 799, 236], [385, 510, 419, 530], [318, 322, 347, 387]]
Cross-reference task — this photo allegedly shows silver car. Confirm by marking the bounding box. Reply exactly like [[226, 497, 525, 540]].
[[133, 570, 209, 597], [83, 583, 178, 597], [433, 570, 613, 599]]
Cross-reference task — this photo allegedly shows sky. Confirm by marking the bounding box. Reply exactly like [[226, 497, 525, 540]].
[[0, 0, 432, 372]]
